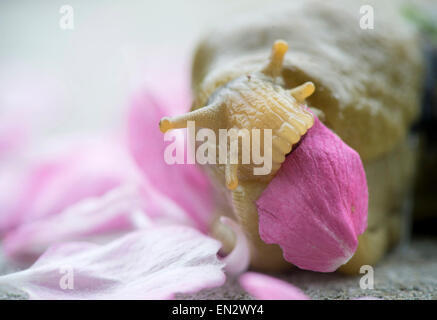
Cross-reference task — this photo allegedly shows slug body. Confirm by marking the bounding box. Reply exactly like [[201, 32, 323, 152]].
[[160, 0, 423, 272], [161, 41, 315, 189], [161, 40, 317, 270]]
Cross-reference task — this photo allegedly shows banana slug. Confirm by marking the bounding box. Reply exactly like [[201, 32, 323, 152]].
[[159, 0, 423, 273], [160, 40, 315, 190]]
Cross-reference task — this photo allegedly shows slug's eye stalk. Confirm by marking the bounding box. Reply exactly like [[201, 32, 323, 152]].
[[262, 40, 289, 78], [225, 163, 239, 190], [288, 82, 315, 103], [159, 39, 316, 192], [159, 102, 223, 133], [260, 40, 315, 103]]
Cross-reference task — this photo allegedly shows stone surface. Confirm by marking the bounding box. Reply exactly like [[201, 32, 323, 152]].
[[183, 237, 437, 300], [1, 237, 436, 300]]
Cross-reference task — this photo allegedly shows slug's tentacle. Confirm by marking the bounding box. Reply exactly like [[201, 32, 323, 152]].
[[159, 102, 223, 133], [159, 40, 316, 191], [288, 82, 316, 103], [225, 163, 239, 190], [262, 40, 288, 78]]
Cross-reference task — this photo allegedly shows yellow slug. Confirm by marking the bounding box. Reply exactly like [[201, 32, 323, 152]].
[[159, 0, 424, 272], [160, 41, 315, 190]]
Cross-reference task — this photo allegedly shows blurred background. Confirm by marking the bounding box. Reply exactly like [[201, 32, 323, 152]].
[[0, 0, 287, 137]]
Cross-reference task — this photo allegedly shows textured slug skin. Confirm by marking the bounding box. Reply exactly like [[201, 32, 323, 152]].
[[192, 0, 423, 162], [160, 40, 316, 191]]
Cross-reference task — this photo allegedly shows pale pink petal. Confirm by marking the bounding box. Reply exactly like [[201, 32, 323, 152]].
[[239, 272, 310, 300], [220, 217, 250, 276], [139, 180, 200, 228], [127, 90, 213, 232], [120, 47, 191, 114], [0, 226, 225, 299], [2, 185, 143, 264], [2, 178, 200, 264], [257, 117, 368, 272], [239, 273, 382, 300], [0, 136, 141, 234]]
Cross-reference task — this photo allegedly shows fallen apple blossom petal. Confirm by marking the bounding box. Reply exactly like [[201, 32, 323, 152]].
[[2, 177, 201, 265], [257, 117, 368, 272], [0, 136, 141, 235], [220, 217, 250, 276], [239, 272, 310, 300], [0, 226, 225, 299], [127, 91, 213, 232], [2, 185, 144, 264]]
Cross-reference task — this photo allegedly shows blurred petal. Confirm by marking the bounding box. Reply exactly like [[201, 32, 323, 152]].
[[0, 64, 67, 159], [240, 273, 382, 301], [2, 185, 143, 264], [3, 176, 202, 264], [0, 136, 141, 234], [220, 217, 250, 276], [0, 120, 28, 160], [239, 272, 310, 300], [0, 226, 225, 299], [257, 117, 368, 272], [127, 90, 213, 232]]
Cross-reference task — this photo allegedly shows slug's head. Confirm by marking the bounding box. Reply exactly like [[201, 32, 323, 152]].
[[159, 40, 315, 190]]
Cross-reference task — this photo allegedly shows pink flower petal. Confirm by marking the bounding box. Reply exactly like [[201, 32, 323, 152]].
[[220, 217, 250, 276], [2, 185, 143, 264], [127, 90, 213, 232], [3, 177, 202, 264], [239, 272, 310, 300], [0, 226, 225, 299], [240, 273, 382, 300], [0, 136, 141, 234], [257, 117, 368, 272]]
